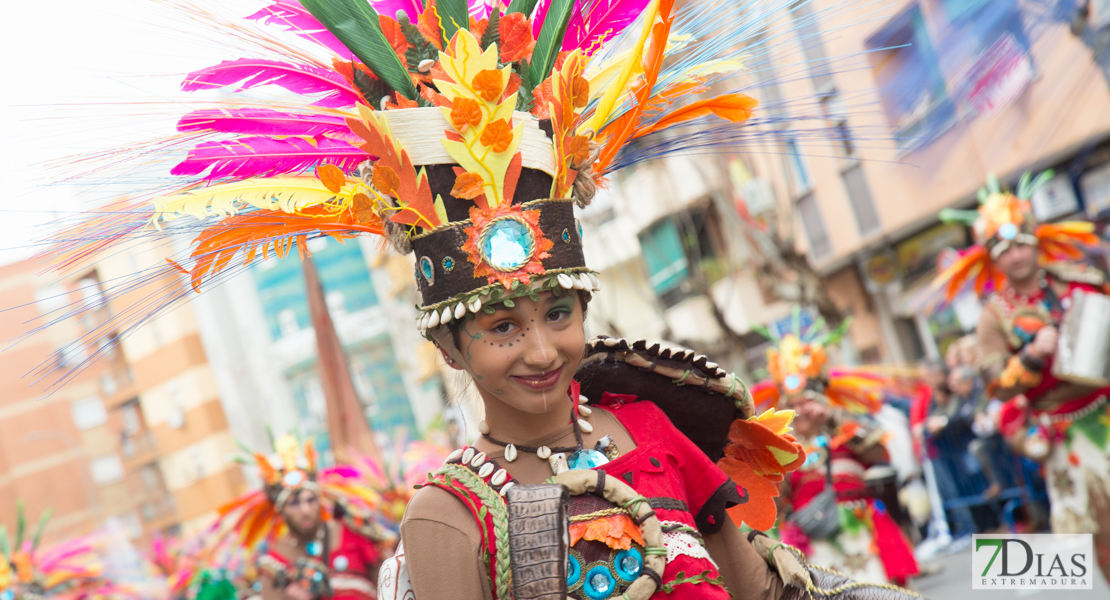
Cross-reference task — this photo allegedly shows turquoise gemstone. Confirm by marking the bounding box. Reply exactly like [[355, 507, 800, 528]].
[[588, 570, 613, 596], [481, 218, 533, 271], [419, 256, 434, 283], [306, 541, 321, 557], [567, 448, 609, 470], [999, 222, 1018, 240]]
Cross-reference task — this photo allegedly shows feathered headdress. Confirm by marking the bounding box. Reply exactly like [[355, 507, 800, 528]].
[[750, 310, 886, 415], [926, 170, 1100, 304], [0, 503, 112, 600]]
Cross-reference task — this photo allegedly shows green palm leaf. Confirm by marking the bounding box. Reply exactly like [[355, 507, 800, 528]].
[[506, 0, 540, 16], [299, 0, 418, 100], [438, 0, 470, 44], [528, 0, 575, 86]]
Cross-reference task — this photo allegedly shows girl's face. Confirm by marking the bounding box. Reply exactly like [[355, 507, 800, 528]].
[[448, 291, 586, 416]]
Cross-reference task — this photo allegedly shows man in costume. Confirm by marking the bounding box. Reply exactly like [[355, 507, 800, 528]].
[[33, 0, 925, 598], [214, 436, 394, 600], [750, 321, 920, 586], [931, 170, 1110, 581]]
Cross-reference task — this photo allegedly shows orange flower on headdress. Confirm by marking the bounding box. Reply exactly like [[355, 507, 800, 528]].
[[766, 334, 826, 394], [976, 192, 1029, 241], [569, 514, 644, 550], [462, 202, 553, 289]]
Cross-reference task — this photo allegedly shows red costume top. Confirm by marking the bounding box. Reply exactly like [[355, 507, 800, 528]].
[[261, 519, 384, 600]]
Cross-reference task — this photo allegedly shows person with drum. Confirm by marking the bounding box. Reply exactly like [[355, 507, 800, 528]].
[[929, 170, 1110, 581]]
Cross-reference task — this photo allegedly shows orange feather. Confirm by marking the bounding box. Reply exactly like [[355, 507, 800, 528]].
[[631, 93, 758, 140]]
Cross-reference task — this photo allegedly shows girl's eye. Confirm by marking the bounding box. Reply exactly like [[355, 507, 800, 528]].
[[492, 321, 516, 334], [547, 307, 572, 322]]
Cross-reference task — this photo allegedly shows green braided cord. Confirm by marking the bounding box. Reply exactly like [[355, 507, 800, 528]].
[[622, 495, 649, 516], [663, 524, 701, 540], [644, 546, 667, 556], [660, 570, 727, 594], [672, 370, 692, 385], [734, 375, 752, 409], [767, 542, 784, 563], [726, 375, 737, 396], [430, 472, 492, 553], [435, 464, 513, 600]]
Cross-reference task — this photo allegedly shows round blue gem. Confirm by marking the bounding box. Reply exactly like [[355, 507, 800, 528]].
[[567, 553, 582, 587], [313, 572, 324, 582], [442, 256, 455, 272], [998, 222, 1018, 240], [567, 448, 609, 470], [2, 590, 14, 600], [583, 566, 615, 600], [419, 256, 435, 284], [306, 541, 322, 557], [480, 217, 534, 272], [784, 374, 801, 391], [614, 548, 642, 582], [333, 555, 349, 572]]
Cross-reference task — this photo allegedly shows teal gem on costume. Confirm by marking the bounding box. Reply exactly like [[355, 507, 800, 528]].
[[481, 217, 534, 271], [999, 222, 1018, 240], [567, 448, 609, 470], [313, 572, 324, 582], [3, 591, 15, 600], [567, 553, 582, 587], [419, 256, 435, 284], [784, 374, 801, 391], [562, 228, 571, 243], [584, 566, 615, 599], [442, 256, 455, 273], [306, 541, 322, 557], [576, 219, 583, 240], [614, 548, 642, 581], [333, 555, 349, 572]]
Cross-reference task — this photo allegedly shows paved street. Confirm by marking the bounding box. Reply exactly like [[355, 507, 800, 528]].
[[912, 548, 1109, 599]]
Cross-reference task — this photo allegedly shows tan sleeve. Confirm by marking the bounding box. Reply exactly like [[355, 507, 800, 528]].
[[703, 525, 787, 600], [400, 485, 493, 600], [976, 304, 1025, 400]]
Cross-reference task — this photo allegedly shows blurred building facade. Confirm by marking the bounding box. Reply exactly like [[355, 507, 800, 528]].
[[582, 0, 1110, 374]]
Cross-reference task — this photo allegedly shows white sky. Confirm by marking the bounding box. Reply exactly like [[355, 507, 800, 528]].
[[0, 0, 259, 266]]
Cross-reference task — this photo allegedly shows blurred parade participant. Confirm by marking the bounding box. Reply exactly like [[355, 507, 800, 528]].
[[32, 0, 926, 597], [750, 319, 919, 586], [930, 170, 1110, 580], [212, 435, 394, 600]]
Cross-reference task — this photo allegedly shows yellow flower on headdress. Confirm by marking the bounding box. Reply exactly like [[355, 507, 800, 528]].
[[976, 192, 1029, 241]]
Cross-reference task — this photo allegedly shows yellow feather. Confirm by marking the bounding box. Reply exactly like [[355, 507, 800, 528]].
[[150, 177, 363, 227], [581, 0, 661, 133]]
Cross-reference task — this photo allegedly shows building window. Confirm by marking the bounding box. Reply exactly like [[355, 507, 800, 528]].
[[91, 454, 125, 485], [841, 165, 881, 235], [796, 193, 832, 259], [785, 138, 811, 195], [790, 0, 835, 93], [866, 5, 955, 150], [640, 219, 690, 297], [71, 396, 108, 430]]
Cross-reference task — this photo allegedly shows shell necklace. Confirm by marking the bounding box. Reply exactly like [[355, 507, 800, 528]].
[[480, 395, 616, 474]]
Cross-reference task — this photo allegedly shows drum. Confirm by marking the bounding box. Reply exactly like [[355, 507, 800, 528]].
[[1052, 289, 1110, 387]]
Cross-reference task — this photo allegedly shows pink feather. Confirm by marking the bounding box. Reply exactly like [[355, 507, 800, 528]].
[[181, 59, 359, 108], [177, 108, 350, 137], [246, 1, 351, 56], [367, 0, 426, 22], [532, 0, 553, 37], [562, 0, 651, 53], [171, 135, 365, 179]]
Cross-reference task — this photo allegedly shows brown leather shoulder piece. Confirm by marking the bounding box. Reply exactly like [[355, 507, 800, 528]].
[[505, 484, 569, 600]]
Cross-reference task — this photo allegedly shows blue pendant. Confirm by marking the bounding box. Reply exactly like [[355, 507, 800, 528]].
[[567, 448, 609, 470], [306, 541, 322, 557]]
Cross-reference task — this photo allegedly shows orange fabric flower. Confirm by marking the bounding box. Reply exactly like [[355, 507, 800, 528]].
[[451, 172, 486, 199], [566, 135, 590, 165], [462, 202, 553, 288], [417, 2, 443, 50], [498, 13, 536, 63], [572, 75, 590, 108], [351, 193, 376, 224], [450, 97, 483, 133], [372, 164, 401, 196], [480, 118, 514, 153], [720, 458, 781, 531], [569, 514, 644, 550], [723, 410, 806, 478], [473, 69, 504, 102], [315, 164, 346, 193], [379, 16, 410, 62]]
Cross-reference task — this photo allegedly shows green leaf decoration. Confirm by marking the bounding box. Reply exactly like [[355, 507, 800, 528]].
[[479, 505, 489, 520], [751, 323, 775, 342], [16, 500, 26, 549], [506, 0, 540, 16], [938, 208, 979, 224], [31, 508, 52, 551], [0, 525, 9, 557], [1023, 170, 1055, 200], [401, 16, 440, 72], [503, 299, 515, 307], [528, 0, 575, 87], [299, 0, 418, 100], [1071, 406, 1110, 449], [977, 186, 988, 204], [481, 6, 501, 51], [791, 305, 801, 337], [986, 172, 1000, 195], [438, 0, 470, 44], [821, 317, 853, 346]]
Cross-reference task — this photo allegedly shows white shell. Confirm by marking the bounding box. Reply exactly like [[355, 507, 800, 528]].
[[418, 313, 429, 330], [445, 449, 463, 464], [428, 309, 441, 328], [468, 297, 483, 313], [705, 361, 718, 370], [588, 273, 601, 290], [478, 462, 495, 478], [557, 273, 574, 289], [603, 338, 619, 347], [499, 481, 515, 496], [491, 469, 508, 486], [536, 445, 551, 460], [380, 96, 389, 110], [577, 418, 594, 433], [441, 307, 453, 324], [478, 420, 489, 434], [417, 58, 435, 73], [578, 405, 592, 417], [454, 302, 467, 319], [579, 395, 589, 405], [504, 444, 518, 462], [461, 447, 475, 465], [578, 273, 593, 290], [571, 274, 585, 289], [470, 452, 487, 468]]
